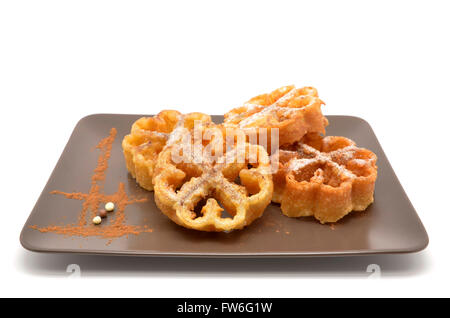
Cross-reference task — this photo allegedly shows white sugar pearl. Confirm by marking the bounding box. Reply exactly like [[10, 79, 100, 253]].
[[92, 216, 102, 225], [105, 202, 115, 212]]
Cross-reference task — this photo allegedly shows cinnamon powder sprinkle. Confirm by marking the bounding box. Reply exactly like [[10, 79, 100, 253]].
[[30, 128, 152, 240]]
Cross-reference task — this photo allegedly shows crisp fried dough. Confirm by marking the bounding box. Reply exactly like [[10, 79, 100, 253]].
[[153, 124, 273, 232], [224, 85, 328, 148], [273, 133, 377, 223], [122, 110, 211, 191]]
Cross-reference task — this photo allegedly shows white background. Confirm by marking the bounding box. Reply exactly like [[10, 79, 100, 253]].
[[1, 0, 449, 297]]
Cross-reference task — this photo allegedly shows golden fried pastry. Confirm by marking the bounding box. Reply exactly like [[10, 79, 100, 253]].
[[153, 124, 273, 232], [122, 110, 212, 191], [224, 85, 328, 148], [272, 133, 377, 223]]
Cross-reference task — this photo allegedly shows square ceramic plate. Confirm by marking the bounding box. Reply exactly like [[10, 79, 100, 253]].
[[20, 114, 428, 257]]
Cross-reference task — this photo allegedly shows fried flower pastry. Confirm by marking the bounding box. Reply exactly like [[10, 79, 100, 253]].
[[272, 133, 377, 223], [153, 124, 273, 232], [122, 110, 212, 191], [224, 85, 328, 148]]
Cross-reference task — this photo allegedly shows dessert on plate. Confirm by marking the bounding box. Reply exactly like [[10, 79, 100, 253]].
[[224, 85, 328, 150], [272, 133, 377, 223], [122, 110, 211, 191], [153, 123, 273, 232], [121, 85, 378, 231]]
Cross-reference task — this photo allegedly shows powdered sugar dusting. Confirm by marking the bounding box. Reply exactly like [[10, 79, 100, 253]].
[[228, 87, 318, 128], [284, 138, 376, 182], [288, 158, 315, 171], [135, 129, 169, 140]]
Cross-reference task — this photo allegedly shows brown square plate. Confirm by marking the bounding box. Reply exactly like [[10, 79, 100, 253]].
[[20, 114, 428, 257]]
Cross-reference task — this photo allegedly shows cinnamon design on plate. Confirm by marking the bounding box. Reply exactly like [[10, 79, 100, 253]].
[[30, 128, 151, 239]]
